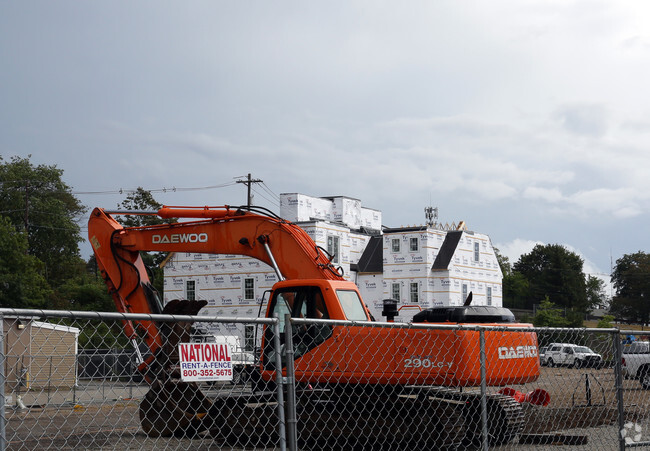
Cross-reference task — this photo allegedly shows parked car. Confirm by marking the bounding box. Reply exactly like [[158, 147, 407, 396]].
[[544, 343, 602, 368], [622, 341, 650, 389]]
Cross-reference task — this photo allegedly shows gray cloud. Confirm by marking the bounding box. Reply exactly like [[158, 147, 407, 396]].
[[554, 104, 609, 137], [4, 0, 650, 279]]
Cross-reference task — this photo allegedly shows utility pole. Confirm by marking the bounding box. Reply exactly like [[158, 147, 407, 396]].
[[236, 173, 263, 208]]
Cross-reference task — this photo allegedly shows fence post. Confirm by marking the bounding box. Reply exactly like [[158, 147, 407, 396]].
[[0, 314, 6, 451], [129, 352, 133, 400], [283, 315, 298, 451], [613, 330, 625, 451], [47, 356, 52, 405], [479, 327, 488, 451], [272, 316, 287, 451]]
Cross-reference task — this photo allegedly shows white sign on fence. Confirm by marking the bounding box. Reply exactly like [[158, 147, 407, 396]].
[[178, 342, 233, 382]]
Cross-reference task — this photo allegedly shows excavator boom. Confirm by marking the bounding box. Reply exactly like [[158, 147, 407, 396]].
[[88, 205, 346, 377]]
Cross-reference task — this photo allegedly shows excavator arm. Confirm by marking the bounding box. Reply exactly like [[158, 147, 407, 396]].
[[88, 205, 353, 437], [88, 205, 344, 377]]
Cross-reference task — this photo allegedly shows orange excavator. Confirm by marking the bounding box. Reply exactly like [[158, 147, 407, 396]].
[[89, 204, 544, 448]]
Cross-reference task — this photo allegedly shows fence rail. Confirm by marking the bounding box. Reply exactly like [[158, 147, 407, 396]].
[[1, 308, 650, 450]]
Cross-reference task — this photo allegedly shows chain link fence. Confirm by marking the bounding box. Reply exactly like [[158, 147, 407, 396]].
[[1, 308, 650, 450]]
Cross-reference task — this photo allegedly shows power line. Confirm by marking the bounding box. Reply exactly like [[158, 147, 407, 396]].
[[259, 182, 281, 203], [1, 179, 239, 196], [252, 186, 280, 208], [73, 181, 239, 196]]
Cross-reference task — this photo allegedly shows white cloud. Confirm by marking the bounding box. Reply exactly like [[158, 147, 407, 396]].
[[523, 187, 565, 203], [494, 239, 543, 266]]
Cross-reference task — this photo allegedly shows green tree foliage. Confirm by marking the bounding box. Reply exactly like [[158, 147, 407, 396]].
[[585, 275, 607, 311], [78, 321, 129, 349], [116, 187, 168, 227], [0, 155, 86, 287], [532, 297, 569, 327], [494, 247, 511, 277], [55, 274, 115, 312], [0, 216, 51, 307], [596, 314, 615, 329], [610, 251, 650, 325], [502, 272, 530, 310], [513, 244, 588, 323], [496, 248, 532, 310]]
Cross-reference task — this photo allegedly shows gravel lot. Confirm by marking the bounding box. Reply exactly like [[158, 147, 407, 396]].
[[4, 366, 650, 450]]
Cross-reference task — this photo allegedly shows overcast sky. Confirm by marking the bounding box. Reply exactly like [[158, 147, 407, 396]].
[[3, 1, 650, 294]]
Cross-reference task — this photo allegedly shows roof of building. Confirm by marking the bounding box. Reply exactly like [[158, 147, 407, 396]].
[[356, 235, 383, 273], [431, 231, 463, 271], [383, 226, 429, 233]]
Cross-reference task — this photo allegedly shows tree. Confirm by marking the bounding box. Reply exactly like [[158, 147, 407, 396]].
[[0, 155, 86, 287], [532, 297, 569, 327], [115, 187, 169, 227], [495, 248, 533, 310], [596, 314, 615, 329], [0, 216, 51, 308], [502, 272, 530, 310], [610, 252, 650, 325], [586, 275, 607, 311], [55, 274, 114, 312], [513, 244, 588, 321], [494, 248, 511, 277]]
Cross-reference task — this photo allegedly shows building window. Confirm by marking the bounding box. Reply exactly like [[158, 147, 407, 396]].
[[462, 284, 468, 304], [474, 242, 480, 262], [391, 283, 400, 301], [410, 283, 419, 303], [391, 238, 400, 253], [487, 287, 492, 306], [244, 277, 255, 300], [327, 235, 340, 264], [186, 280, 196, 301], [410, 237, 419, 252], [244, 325, 255, 352]]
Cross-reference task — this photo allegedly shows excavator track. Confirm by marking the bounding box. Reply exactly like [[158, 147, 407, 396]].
[[295, 387, 467, 450], [137, 379, 524, 448], [204, 385, 524, 449], [459, 391, 525, 446]]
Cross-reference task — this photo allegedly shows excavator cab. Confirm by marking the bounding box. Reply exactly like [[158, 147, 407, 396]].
[[262, 284, 334, 369]]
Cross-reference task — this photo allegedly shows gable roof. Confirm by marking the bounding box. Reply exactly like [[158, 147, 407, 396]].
[[356, 235, 383, 273], [431, 231, 463, 271]]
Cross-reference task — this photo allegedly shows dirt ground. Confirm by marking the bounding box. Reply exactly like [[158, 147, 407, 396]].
[[4, 366, 650, 450]]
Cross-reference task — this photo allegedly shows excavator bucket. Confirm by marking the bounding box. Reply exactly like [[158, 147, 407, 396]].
[[138, 299, 215, 437]]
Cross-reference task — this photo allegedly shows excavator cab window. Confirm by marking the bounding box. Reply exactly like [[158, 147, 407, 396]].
[[263, 286, 333, 368], [336, 289, 369, 321]]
